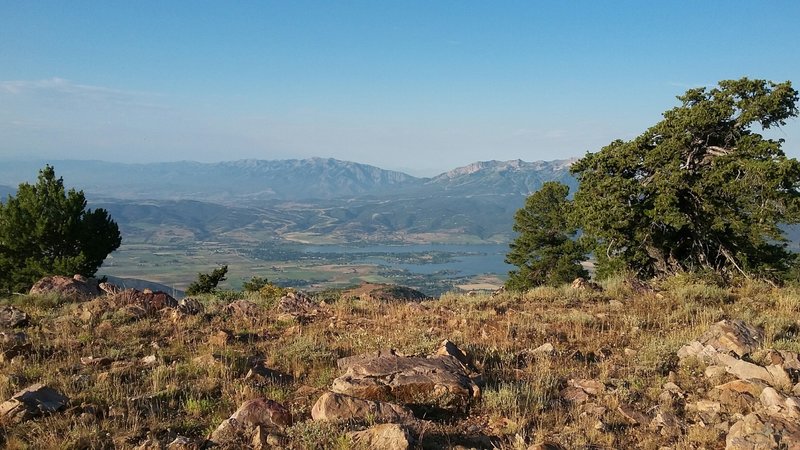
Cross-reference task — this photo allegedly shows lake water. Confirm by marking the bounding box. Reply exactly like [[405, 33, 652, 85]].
[[301, 243, 512, 277]]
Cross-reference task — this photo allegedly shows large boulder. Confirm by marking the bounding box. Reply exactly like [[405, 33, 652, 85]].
[[311, 392, 414, 424], [331, 349, 480, 413], [0, 305, 29, 328], [29, 275, 100, 299], [210, 398, 291, 445], [0, 383, 69, 424]]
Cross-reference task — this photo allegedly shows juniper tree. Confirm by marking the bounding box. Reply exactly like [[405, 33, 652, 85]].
[[0, 165, 121, 293], [571, 78, 800, 280], [186, 265, 228, 295], [505, 181, 587, 290]]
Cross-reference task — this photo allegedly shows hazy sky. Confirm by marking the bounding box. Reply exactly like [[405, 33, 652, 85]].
[[1, 1, 799, 175]]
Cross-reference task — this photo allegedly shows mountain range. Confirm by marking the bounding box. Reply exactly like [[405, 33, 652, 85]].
[[0, 158, 577, 244]]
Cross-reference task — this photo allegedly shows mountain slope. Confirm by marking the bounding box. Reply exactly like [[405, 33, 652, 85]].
[[0, 158, 421, 202], [1, 157, 580, 244], [427, 159, 577, 195]]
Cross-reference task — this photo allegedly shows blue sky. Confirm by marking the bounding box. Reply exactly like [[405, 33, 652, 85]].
[[1, 1, 798, 175]]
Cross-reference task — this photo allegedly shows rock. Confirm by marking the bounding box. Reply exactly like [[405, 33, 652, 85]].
[[277, 291, 323, 323], [0, 305, 29, 328], [711, 379, 768, 412], [705, 365, 728, 378], [677, 341, 722, 364], [177, 298, 204, 315], [348, 423, 413, 450], [688, 400, 722, 424], [650, 410, 681, 436], [29, 275, 100, 299], [134, 436, 163, 450], [561, 379, 605, 405], [140, 354, 158, 366], [311, 391, 414, 424], [0, 383, 69, 424], [0, 331, 30, 361], [167, 436, 201, 450], [210, 398, 291, 444], [531, 343, 555, 356], [698, 320, 764, 358], [759, 387, 800, 417], [560, 386, 590, 404], [208, 330, 233, 347], [80, 356, 113, 367], [332, 350, 480, 412], [726, 411, 800, 449], [435, 339, 478, 373], [223, 299, 261, 316], [715, 353, 792, 389], [99, 282, 121, 295], [579, 402, 607, 418], [617, 403, 649, 425], [245, 362, 294, 384], [113, 289, 177, 313], [571, 277, 601, 291], [570, 379, 605, 396]]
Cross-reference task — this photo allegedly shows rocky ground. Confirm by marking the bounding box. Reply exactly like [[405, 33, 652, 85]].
[[2, 274, 800, 449]]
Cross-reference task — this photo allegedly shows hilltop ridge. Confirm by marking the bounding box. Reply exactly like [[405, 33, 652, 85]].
[[0, 157, 577, 203]]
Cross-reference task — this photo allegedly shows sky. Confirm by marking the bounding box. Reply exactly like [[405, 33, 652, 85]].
[[1, 1, 799, 176]]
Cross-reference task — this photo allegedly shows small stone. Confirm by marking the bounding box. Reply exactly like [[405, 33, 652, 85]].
[[617, 404, 649, 425], [531, 343, 555, 356], [80, 356, 113, 367], [140, 355, 158, 366], [208, 330, 233, 347], [609, 299, 624, 309], [0, 306, 29, 328]]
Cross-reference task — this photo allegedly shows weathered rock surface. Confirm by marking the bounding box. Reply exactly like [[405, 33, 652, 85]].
[[726, 410, 800, 449], [0, 383, 69, 423], [113, 288, 178, 313], [210, 398, 291, 444], [681, 320, 764, 359], [571, 277, 602, 291], [177, 297, 204, 315], [223, 299, 261, 316], [331, 349, 481, 412], [245, 361, 294, 384], [0, 331, 30, 361], [0, 305, 29, 328], [347, 423, 413, 450], [561, 379, 605, 404], [311, 391, 415, 424], [29, 275, 100, 299]]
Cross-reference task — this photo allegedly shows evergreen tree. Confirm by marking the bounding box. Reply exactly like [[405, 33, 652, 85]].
[[186, 265, 228, 295], [571, 78, 800, 279], [0, 165, 122, 293], [505, 181, 587, 290]]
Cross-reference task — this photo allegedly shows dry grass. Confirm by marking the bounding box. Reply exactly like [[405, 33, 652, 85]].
[[1, 276, 799, 449]]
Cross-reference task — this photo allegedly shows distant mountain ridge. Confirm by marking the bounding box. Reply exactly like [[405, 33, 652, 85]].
[[0, 157, 579, 243], [0, 157, 577, 203]]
